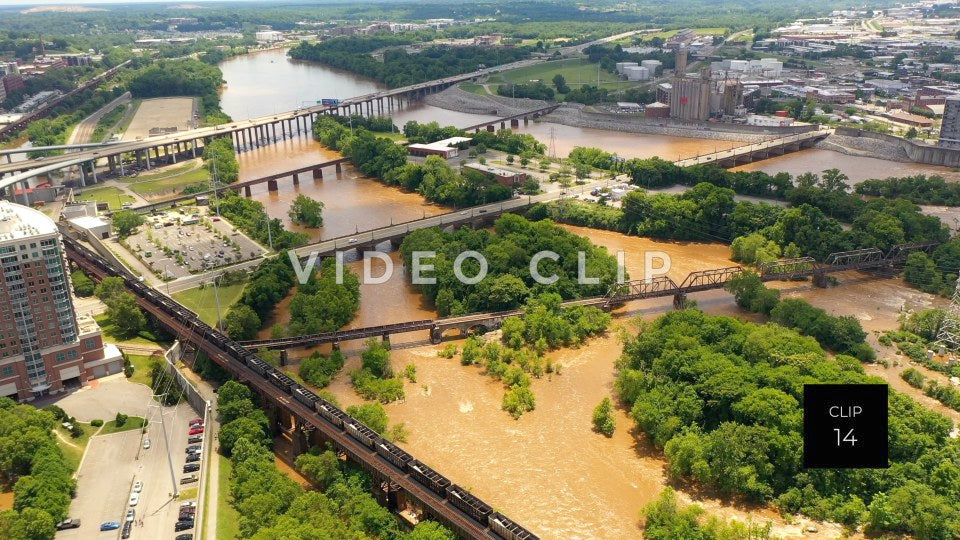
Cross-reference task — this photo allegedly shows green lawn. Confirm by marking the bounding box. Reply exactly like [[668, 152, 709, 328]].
[[119, 162, 197, 183], [494, 58, 634, 91], [55, 423, 95, 471], [370, 130, 406, 142], [74, 186, 135, 210], [94, 313, 167, 348], [180, 487, 199, 501], [216, 456, 240, 540], [459, 82, 490, 96], [173, 283, 247, 326], [130, 167, 210, 197], [126, 354, 158, 386], [99, 416, 147, 436]]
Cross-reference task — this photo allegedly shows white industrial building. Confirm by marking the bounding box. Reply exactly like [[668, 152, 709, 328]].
[[624, 66, 650, 81], [255, 30, 284, 42], [616, 62, 639, 75], [711, 58, 783, 77]]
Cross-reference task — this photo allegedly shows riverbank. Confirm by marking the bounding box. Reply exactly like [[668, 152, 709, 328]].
[[425, 86, 796, 143]]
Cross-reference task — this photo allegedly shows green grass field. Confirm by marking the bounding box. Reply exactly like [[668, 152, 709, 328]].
[[126, 354, 158, 387], [119, 162, 196, 183], [74, 186, 136, 210], [94, 313, 167, 348], [459, 82, 490, 96], [55, 423, 94, 471], [492, 58, 635, 92], [129, 167, 210, 197], [216, 456, 239, 540], [99, 416, 147, 436], [173, 283, 247, 326]]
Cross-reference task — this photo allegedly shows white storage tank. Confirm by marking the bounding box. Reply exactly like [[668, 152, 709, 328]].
[[640, 60, 662, 74], [624, 66, 650, 81], [616, 62, 639, 75]]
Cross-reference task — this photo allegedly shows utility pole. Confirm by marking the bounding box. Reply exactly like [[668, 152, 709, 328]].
[[935, 274, 960, 366]]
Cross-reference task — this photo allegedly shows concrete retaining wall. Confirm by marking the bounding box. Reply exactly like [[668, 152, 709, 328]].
[[831, 127, 960, 167]]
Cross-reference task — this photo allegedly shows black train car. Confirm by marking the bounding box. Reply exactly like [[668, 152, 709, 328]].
[[445, 484, 493, 525], [292, 386, 320, 409], [247, 357, 270, 376], [408, 459, 450, 497], [318, 402, 346, 427], [490, 512, 540, 540], [345, 420, 379, 449], [268, 370, 295, 393], [376, 440, 412, 469]]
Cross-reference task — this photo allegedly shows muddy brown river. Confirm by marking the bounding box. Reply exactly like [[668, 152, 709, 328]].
[[220, 49, 955, 539]]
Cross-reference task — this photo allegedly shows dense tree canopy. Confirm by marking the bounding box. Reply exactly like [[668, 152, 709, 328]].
[[616, 310, 960, 537]]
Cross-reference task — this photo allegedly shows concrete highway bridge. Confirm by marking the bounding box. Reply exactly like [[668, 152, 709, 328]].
[[462, 105, 562, 133], [674, 128, 831, 167], [237, 242, 936, 352], [63, 232, 533, 540]]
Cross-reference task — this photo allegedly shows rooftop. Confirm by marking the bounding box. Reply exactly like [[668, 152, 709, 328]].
[[407, 136, 472, 152], [0, 201, 58, 242]]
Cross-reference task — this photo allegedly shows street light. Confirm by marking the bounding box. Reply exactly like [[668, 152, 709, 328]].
[[212, 274, 224, 332]]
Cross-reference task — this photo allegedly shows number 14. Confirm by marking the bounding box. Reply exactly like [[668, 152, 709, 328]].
[[834, 428, 858, 446]]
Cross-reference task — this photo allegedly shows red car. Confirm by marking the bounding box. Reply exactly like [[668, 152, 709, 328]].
[[189, 418, 203, 425], [188, 427, 204, 435]]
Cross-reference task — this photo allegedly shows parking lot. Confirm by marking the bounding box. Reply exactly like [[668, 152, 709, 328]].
[[54, 380, 208, 540], [123, 210, 263, 279]]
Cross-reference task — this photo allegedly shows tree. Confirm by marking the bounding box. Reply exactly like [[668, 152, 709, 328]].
[[346, 403, 388, 434], [905, 127, 918, 139], [94, 276, 126, 303], [106, 294, 146, 337], [288, 195, 324, 228], [552, 74, 570, 94], [219, 417, 270, 455], [223, 305, 261, 340], [70, 271, 94, 297], [592, 397, 616, 436], [8, 507, 55, 540], [408, 521, 458, 540], [361, 339, 391, 378], [111, 210, 144, 238], [295, 450, 342, 490]]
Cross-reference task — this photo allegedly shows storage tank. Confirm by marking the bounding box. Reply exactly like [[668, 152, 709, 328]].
[[624, 66, 650, 81], [640, 60, 662, 75], [616, 62, 639, 75]]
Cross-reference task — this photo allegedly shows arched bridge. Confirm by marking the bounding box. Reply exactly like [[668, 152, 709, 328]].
[[238, 242, 936, 351]]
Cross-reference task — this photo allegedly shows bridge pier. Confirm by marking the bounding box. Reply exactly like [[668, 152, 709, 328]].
[[487, 125, 495, 132], [672, 293, 687, 309], [511, 118, 519, 128], [335, 163, 342, 173], [430, 327, 442, 344], [244, 185, 252, 197], [313, 168, 323, 180], [813, 272, 829, 288], [279, 349, 288, 366], [267, 179, 279, 191]]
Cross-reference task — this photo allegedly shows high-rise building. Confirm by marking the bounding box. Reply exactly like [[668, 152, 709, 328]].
[[0, 202, 122, 402], [939, 96, 960, 150], [669, 69, 711, 122]]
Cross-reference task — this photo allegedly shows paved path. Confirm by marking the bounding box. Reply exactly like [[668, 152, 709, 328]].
[[68, 92, 131, 146]]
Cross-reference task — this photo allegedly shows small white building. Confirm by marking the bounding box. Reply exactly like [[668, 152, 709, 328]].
[[68, 216, 111, 240], [746, 114, 794, 127]]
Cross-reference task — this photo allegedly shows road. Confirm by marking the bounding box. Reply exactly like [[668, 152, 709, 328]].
[[68, 92, 132, 146]]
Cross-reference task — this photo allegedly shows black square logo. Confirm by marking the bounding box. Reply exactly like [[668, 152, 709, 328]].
[[803, 384, 888, 469]]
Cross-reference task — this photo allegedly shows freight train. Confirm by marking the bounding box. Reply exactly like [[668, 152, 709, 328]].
[[62, 234, 538, 540]]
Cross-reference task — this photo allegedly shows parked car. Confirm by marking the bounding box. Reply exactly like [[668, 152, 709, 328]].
[[179, 507, 196, 516], [121, 521, 132, 539], [189, 418, 203, 426], [188, 427, 204, 435], [143, 439, 151, 449], [100, 522, 121, 531], [183, 463, 200, 473], [180, 474, 198, 484], [175, 534, 193, 540], [125, 508, 135, 522], [178, 511, 194, 521], [128, 493, 139, 506], [179, 502, 196, 509], [132, 481, 143, 493], [185, 445, 201, 453], [174, 520, 194, 532], [187, 435, 203, 444], [185, 454, 201, 463], [55, 518, 81, 530]]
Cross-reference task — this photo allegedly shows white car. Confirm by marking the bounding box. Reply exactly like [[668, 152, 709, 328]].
[[128, 493, 139, 507], [142, 439, 151, 449], [132, 481, 142, 493], [125, 509, 135, 523]]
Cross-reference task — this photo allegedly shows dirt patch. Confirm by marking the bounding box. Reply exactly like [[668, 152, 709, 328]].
[[123, 98, 197, 141]]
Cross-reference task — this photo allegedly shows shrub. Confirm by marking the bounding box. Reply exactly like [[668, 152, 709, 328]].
[[90, 419, 104, 427]]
